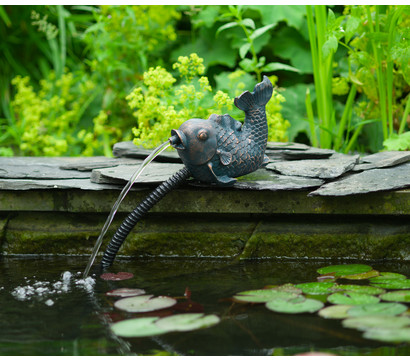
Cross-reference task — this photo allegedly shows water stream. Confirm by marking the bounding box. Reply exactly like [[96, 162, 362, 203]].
[[83, 140, 172, 278]]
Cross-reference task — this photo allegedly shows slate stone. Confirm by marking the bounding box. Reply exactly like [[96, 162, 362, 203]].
[[91, 163, 185, 184], [0, 178, 121, 191], [353, 151, 410, 171], [309, 162, 410, 196], [266, 153, 359, 179], [266, 142, 311, 150], [113, 141, 182, 163], [59, 156, 142, 171], [281, 147, 335, 160], [233, 168, 324, 191], [0, 164, 90, 179]]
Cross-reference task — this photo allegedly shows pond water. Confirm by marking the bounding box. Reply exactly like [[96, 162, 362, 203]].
[[0, 256, 409, 356]]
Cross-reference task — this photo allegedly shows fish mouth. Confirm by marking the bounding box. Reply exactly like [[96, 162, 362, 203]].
[[170, 129, 186, 150]]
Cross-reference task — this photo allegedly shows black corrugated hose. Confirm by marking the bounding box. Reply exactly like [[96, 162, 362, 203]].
[[100, 166, 191, 269]]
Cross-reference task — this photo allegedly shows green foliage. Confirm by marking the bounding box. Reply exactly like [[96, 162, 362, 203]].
[[127, 54, 290, 148]]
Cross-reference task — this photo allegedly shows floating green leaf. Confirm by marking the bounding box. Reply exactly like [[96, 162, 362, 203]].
[[233, 289, 298, 303], [347, 303, 408, 317], [295, 282, 334, 295], [155, 313, 220, 332], [265, 283, 302, 295], [334, 284, 385, 296], [343, 315, 410, 331], [266, 296, 324, 314], [110, 317, 169, 338], [327, 292, 380, 306], [318, 305, 352, 319], [363, 327, 410, 343], [106, 288, 146, 297], [317, 264, 372, 277], [380, 291, 410, 303], [341, 269, 380, 280], [114, 295, 176, 313], [370, 279, 410, 290], [370, 272, 407, 281]]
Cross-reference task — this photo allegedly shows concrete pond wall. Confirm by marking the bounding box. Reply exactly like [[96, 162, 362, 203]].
[[1, 142, 409, 261]]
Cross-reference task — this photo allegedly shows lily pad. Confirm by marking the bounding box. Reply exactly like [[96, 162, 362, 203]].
[[342, 315, 410, 331], [110, 317, 169, 338], [341, 269, 380, 280], [370, 272, 407, 281], [318, 305, 352, 319], [363, 327, 410, 343], [327, 292, 380, 306], [155, 313, 220, 332], [266, 295, 324, 314], [347, 302, 408, 317], [233, 289, 298, 303], [295, 282, 334, 295], [106, 288, 146, 297], [370, 279, 410, 290], [265, 283, 302, 295], [317, 264, 372, 277], [380, 291, 410, 303], [100, 272, 134, 281], [114, 295, 177, 313], [333, 284, 385, 295]]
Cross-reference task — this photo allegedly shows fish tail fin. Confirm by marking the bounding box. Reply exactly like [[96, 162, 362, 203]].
[[234, 75, 273, 112]]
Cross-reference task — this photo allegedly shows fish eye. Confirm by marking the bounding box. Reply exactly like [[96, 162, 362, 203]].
[[197, 129, 208, 141]]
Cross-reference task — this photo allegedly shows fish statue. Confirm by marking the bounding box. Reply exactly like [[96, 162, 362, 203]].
[[170, 75, 273, 186]]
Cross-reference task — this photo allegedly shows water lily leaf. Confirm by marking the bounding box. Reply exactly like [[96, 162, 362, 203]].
[[370, 279, 410, 290], [114, 295, 177, 313], [317, 264, 372, 277], [264, 283, 302, 295], [380, 291, 410, 303], [110, 317, 169, 338], [106, 288, 145, 297], [318, 305, 352, 319], [342, 315, 410, 331], [341, 269, 380, 280], [155, 313, 220, 332], [295, 282, 334, 295], [100, 272, 134, 281], [233, 289, 298, 303], [266, 295, 324, 314], [327, 292, 380, 306], [347, 302, 408, 317], [333, 284, 385, 295], [363, 327, 410, 343], [370, 272, 407, 281]]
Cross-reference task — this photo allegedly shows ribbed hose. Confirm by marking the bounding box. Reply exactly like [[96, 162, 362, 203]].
[[101, 166, 191, 268]]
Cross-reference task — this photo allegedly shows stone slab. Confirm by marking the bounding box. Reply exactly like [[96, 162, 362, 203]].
[[266, 142, 311, 150], [353, 151, 410, 171], [266, 153, 359, 179], [281, 147, 335, 160], [90, 163, 185, 184], [310, 162, 410, 196], [113, 141, 181, 163], [0, 164, 90, 179], [59, 156, 142, 171]]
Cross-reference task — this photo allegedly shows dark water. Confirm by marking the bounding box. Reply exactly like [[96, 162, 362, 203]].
[[0, 256, 409, 356]]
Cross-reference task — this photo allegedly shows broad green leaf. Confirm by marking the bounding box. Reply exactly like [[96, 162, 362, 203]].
[[110, 317, 168, 338], [114, 295, 176, 313], [380, 291, 410, 303], [295, 282, 334, 295], [234, 288, 298, 303], [155, 313, 220, 332], [250, 24, 275, 40], [239, 58, 255, 72], [371, 272, 407, 281], [345, 16, 361, 43], [343, 315, 410, 331], [106, 288, 146, 297], [266, 296, 324, 314], [265, 283, 302, 295], [363, 327, 410, 343], [317, 264, 372, 277], [334, 285, 385, 296], [322, 35, 338, 59], [239, 43, 251, 59], [341, 269, 380, 280], [241, 18, 255, 30], [327, 292, 380, 306], [257, 5, 307, 30], [262, 62, 300, 73], [370, 279, 410, 290], [347, 303, 408, 317], [318, 305, 352, 319], [216, 22, 239, 37]]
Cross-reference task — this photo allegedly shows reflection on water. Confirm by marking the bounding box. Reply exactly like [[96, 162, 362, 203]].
[[0, 256, 409, 355]]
